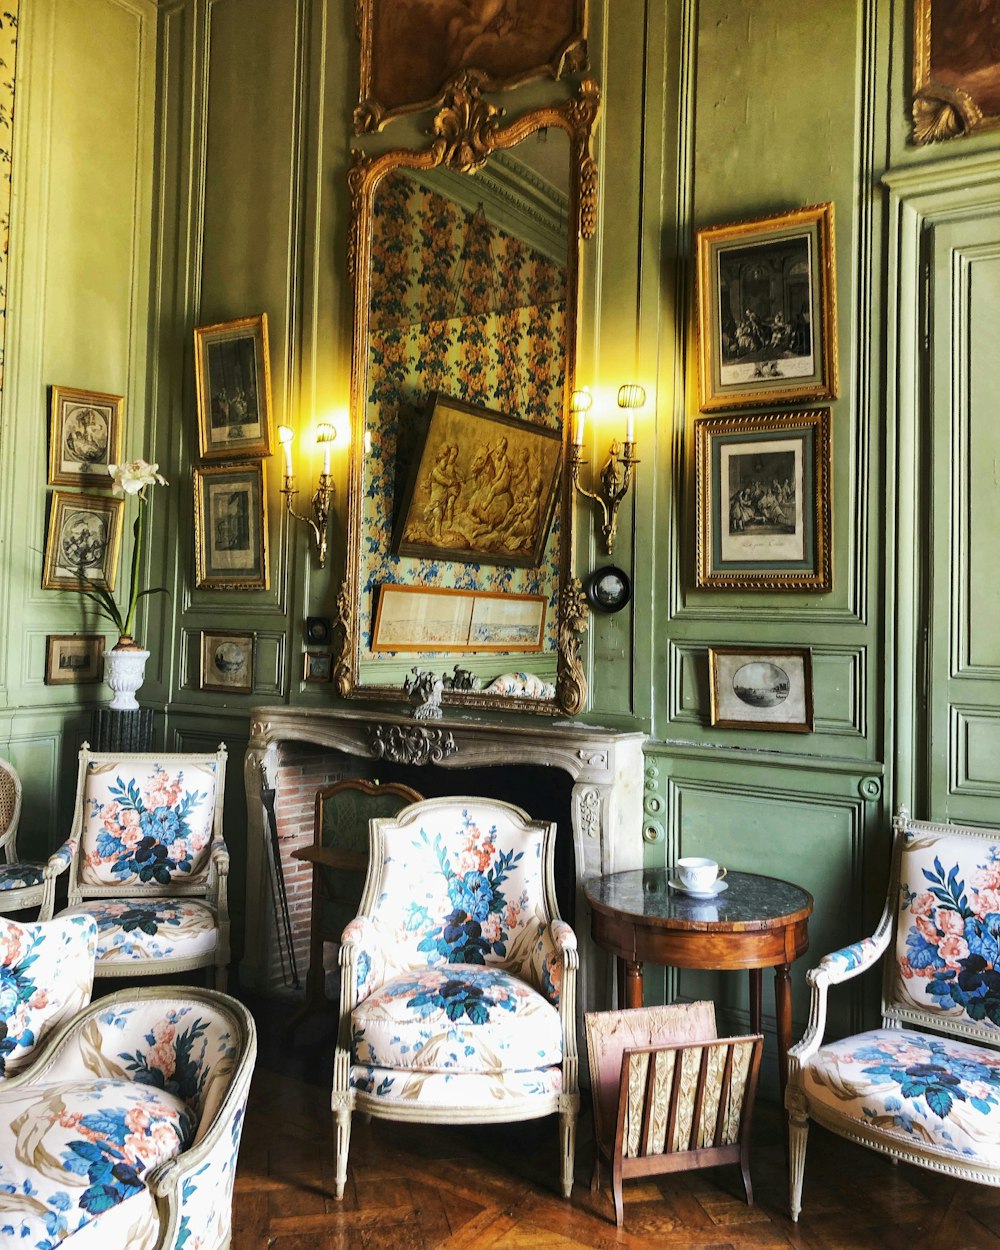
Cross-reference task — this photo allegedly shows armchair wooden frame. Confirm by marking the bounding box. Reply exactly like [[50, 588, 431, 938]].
[[0, 757, 47, 914]]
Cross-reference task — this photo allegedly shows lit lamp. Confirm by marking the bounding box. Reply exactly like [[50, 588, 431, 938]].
[[569, 384, 644, 555], [278, 423, 336, 568]]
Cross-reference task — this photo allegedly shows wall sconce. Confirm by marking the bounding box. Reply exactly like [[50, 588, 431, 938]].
[[278, 423, 336, 568], [569, 384, 644, 555]]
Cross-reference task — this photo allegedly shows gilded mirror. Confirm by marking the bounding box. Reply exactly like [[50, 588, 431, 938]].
[[335, 77, 600, 714]]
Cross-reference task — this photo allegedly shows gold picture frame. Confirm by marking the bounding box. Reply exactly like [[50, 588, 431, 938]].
[[354, 0, 588, 133], [193, 462, 269, 591], [695, 408, 832, 592], [193, 313, 273, 460], [44, 634, 106, 685], [48, 385, 123, 487], [42, 491, 124, 591], [696, 202, 838, 412], [303, 651, 333, 683], [913, 0, 1000, 144], [199, 629, 255, 693], [708, 645, 814, 733]]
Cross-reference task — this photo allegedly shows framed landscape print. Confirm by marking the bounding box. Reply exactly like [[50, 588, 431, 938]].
[[193, 462, 269, 590], [48, 385, 123, 486], [696, 202, 838, 411], [695, 408, 832, 592], [372, 584, 546, 653], [303, 651, 333, 683], [193, 314, 273, 460], [199, 630, 254, 693], [355, 0, 587, 132], [393, 392, 562, 569], [708, 645, 814, 733], [44, 634, 105, 685], [913, 0, 1000, 144], [42, 491, 124, 591]]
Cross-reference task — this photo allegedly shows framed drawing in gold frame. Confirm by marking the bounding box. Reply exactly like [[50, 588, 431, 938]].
[[695, 408, 832, 592], [48, 385, 123, 487], [354, 0, 588, 133], [193, 462, 269, 590], [696, 203, 838, 412], [913, 0, 1000, 144], [372, 584, 546, 654], [42, 491, 124, 591], [45, 634, 106, 685], [193, 314, 273, 460], [199, 629, 255, 693], [709, 645, 814, 733]]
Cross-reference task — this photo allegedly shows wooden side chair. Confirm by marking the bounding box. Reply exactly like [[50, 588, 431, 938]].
[[289, 778, 422, 1027], [586, 1002, 763, 1227], [0, 757, 48, 915]]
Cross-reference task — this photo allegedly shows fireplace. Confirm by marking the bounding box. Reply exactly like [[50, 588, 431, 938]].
[[242, 706, 646, 1028]]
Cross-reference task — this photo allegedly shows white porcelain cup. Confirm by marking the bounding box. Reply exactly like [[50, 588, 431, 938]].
[[676, 856, 726, 892]]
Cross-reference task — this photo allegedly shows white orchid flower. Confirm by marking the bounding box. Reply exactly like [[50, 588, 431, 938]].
[[107, 459, 168, 495]]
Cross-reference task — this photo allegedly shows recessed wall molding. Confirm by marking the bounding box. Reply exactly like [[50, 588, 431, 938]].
[[950, 706, 1000, 798]]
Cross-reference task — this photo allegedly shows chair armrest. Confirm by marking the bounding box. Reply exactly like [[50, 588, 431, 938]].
[[211, 836, 230, 875], [527, 918, 578, 1007], [38, 837, 76, 919], [339, 915, 397, 1011], [292, 845, 366, 871]]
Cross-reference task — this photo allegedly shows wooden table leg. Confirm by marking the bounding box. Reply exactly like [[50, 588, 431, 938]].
[[625, 960, 644, 1008], [774, 963, 793, 1108], [748, 968, 763, 1034], [616, 956, 627, 1009]]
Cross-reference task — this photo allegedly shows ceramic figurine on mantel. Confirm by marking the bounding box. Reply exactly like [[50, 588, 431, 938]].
[[75, 459, 169, 710]]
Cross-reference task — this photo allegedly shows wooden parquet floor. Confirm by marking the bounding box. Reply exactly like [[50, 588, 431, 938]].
[[232, 1064, 1000, 1250]]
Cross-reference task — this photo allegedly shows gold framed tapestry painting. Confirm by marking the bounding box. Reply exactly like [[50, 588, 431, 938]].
[[193, 314, 273, 460], [355, 0, 588, 132], [393, 392, 562, 569], [913, 0, 1000, 144], [42, 491, 124, 591], [48, 385, 123, 487], [696, 203, 838, 412]]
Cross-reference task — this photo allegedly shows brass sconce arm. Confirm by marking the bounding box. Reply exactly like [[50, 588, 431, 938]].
[[280, 474, 335, 569], [569, 439, 639, 555]]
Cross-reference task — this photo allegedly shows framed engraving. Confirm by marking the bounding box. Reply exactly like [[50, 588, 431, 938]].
[[708, 645, 814, 733], [303, 651, 333, 683], [193, 314, 273, 460], [42, 491, 124, 591], [48, 386, 123, 486], [193, 462, 269, 590], [372, 584, 546, 653], [199, 630, 254, 693], [45, 634, 106, 685]]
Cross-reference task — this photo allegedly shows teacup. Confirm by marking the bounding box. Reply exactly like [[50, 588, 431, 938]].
[[676, 856, 726, 893]]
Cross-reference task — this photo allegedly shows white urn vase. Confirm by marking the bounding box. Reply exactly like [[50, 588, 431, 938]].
[[105, 637, 150, 711]]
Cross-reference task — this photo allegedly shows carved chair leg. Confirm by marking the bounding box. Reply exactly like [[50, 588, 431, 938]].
[[333, 1103, 352, 1201], [560, 1105, 577, 1199], [787, 1108, 809, 1223], [611, 1152, 624, 1228], [214, 960, 228, 994]]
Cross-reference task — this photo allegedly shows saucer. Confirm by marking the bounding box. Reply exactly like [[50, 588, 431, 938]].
[[667, 878, 729, 899]]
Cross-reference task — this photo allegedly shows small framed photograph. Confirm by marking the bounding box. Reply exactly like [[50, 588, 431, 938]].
[[42, 491, 124, 591], [303, 651, 332, 683], [193, 462, 269, 590], [696, 202, 838, 411], [695, 407, 832, 592], [48, 386, 123, 486], [708, 646, 814, 733], [45, 634, 106, 685], [199, 630, 255, 693], [193, 313, 273, 460]]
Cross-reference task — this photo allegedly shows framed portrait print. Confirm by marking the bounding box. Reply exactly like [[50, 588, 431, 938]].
[[708, 645, 814, 733], [42, 491, 124, 591], [696, 202, 838, 411], [695, 408, 832, 592], [355, 0, 587, 133], [193, 462, 269, 590], [303, 651, 333, 683], [193, 314, 273, 460], [393, 391, 562, 569], [199, 630, 254, 693], [44, 634, 106, 685], [913, 0, 1000, 144], [48, 385, 123, 486]]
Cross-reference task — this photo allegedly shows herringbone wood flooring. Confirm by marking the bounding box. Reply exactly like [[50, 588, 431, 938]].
[[232, 1064, 1000, 1250]]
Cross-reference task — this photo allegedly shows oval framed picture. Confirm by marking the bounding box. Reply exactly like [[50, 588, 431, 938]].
[[585, 565, 631, 614]]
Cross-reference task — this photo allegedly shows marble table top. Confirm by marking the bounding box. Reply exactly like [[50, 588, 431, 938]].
[[584, 868, 813, 932]]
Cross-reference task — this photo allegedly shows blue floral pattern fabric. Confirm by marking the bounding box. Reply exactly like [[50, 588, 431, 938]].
[[79, 761, 217, 888], [60, 899, 218, 967], [0, 862, 43, 892], [893, 833, 1000, 1030], [803, 1027, 1000, 1166]]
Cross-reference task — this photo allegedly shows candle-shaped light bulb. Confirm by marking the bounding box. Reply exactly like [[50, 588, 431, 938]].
[[617, 383, 646, 445], [278, 425, 294, 479], [316, 422, 336, 477], [570, 387, 592, 447]]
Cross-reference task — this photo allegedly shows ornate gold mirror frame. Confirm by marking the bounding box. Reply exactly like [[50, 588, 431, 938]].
[[335, 76, 600, 715]]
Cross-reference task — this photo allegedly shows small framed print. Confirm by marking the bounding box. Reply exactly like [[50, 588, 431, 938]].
[[45, 634, 106, 685], [303, 652, 332, 683], [199, 630, 254, 693], [193, 462, 269, 590], [48, 386, 123, 486], [695, 408, 832, 592], [42, 491, 124, 591], [708, 646, 814, 733], [584, 565, 631, 614], [193, 314, 273, 460], [696, 202, 838, 411]]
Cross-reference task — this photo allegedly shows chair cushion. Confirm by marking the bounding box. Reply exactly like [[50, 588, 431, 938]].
[[79, 759, 218, 887], [802, 1027, 1000, 1167], [60, 899, 218, 966], [0, 1076, 194, 1245], [352, 964, 562, 1074], [349, 1061, 563, 1108], [0, 862, 43, 892]]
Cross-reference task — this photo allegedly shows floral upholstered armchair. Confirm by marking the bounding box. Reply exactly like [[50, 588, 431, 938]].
[[332, 797, 579, 1201], [787, 806, 1000, 1220], [0, 757, 50, 915], [42, 744, 231, 989], [0, 985, 256, 1249]]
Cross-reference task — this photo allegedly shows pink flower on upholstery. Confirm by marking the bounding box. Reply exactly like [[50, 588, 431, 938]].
[[504, 902, 521, 930], [915, 915, 940, 944], [938, 934, 970, 965], [909, 892, 935, 916], [899, 956, 914, 978], [125, 1104, 152, 1134], [974, 887, 1000, 917], [149, 1043, 176, 1079], [481, 914, 502, 944], [29, 989, 49, 1009], [937, 909, 965, 937], [167, 840, 189, 863], [0, 926, 26, 964], [972, 865, 1000, 892], [58, 1110, 83, 1129], [101, 801, 122, 832]]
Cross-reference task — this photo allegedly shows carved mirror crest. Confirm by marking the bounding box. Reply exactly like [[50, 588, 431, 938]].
[[335, 76, 600, 715]]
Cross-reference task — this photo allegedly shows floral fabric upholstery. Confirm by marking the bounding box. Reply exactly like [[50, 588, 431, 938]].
[[0, 915, 96, 1078], [0, 862, 43, 893], [351, 1061, 563, 1107], [802, 1027, 1000, 1167], [60, 899, 218, 967], [79, 760, 218, 887], [352, 964, 562, 1075], [892, 831, 1000, 1030]]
